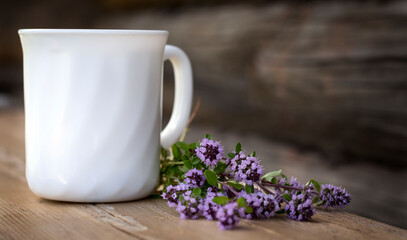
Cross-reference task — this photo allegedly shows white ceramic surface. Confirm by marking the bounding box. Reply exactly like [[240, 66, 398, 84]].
[[19, 29, 193, 202]]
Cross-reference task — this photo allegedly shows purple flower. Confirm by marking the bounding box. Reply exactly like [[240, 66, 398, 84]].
[[285, 193, 315, 221], [184, 168, 205, 188], [161, 183, 190, 207], [320, 184, 351, 208], [195, 138, 224, 166], [228, 151, 263, 186], [176, 189, 202, 220], [275, 177, 304, 195], [199, 188, 224, 220], [216, 202, 240, 230], [239, 190, 281, 219]]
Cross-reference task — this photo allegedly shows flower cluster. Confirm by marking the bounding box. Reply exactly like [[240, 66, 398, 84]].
[[285, 194, 316, 221], [184, 168, 205, 188], [160, 135, 351, 230], [199, 188, 224, 220], [216, 202, 240, 230], [228, 151, 263, 186], [176, 189, 201, 219], [319, 184, 351, 208], [239, 190, 281, 219], [195, 138, 223, 166], [161, 183, 190, 207]]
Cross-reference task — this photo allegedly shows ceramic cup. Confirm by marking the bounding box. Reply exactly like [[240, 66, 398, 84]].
[[18, 29, 192, 202]]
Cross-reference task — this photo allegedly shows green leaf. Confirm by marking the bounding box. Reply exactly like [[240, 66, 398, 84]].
[[161, 147, 168, 159], [271, 177, 277, 184], [191, 157, 201, 165], [316, 199, 325, 206], [312, 196, 320, 204], [189, 142, 199, 150], [250, 151, 256, 157], [177, 142, 191, 156], [282, 193, 292, 201], [183, 159, 192, 169], [245, 206, 253, 214], [227, 152, 235, 158], [227, 182, 244, 191], [280, 174, 287, 180], [212, 196, 230, 205], [205, 134, 212, 139], [261, 169, 282, 181], [179, 166, 189, 173], [205, 170, 218, 186], [214, 162, 228, 174], [275, 209, 285, 214], [306, 179, 321, 193], [192, 187, 202, 197], [235, 143, 242, 153], [245, 184, 254, 194], [171, 144, 182, 160], [236, 197, 246, 208]]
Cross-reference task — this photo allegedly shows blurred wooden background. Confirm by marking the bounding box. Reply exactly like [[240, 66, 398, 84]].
[[0, 0, 406, 228]]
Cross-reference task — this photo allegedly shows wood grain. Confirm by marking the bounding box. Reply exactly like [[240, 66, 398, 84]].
[[97, 1, 407, 167], [0, 110, 406, 240]]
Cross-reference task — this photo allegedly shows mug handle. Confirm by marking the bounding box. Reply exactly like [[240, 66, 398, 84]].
[[160, 45, 193, 148]]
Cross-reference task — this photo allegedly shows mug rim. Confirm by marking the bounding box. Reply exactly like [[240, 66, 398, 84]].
[[18, 29, 169, 36]]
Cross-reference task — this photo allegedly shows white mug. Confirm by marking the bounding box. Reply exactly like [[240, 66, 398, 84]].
[[19, 29, 193, 202]]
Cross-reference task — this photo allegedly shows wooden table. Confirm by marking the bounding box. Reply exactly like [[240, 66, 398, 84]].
[[0, 110, 406, 240]]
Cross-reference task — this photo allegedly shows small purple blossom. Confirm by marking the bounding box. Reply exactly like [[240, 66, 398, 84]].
[[228, 151, 263, 186], [239, 190, 281, 219], [320, 184, 351, 208], [199, 188, 224, 220], [216, 202, 240, 230], [176, 189, 202, 219], [285, 193, 315, 221], [289, 177, 304, 189], [161, 183, 190, 207], [184, 168, 206, 188], [275, 177, 304, 195], [195, 138, 224, 166]]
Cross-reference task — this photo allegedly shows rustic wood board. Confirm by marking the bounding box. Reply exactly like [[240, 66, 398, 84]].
[[0, 110, 406, 240]]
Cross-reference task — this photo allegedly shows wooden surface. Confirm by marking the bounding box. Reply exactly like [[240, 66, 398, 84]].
[[0, 110, 406, 240]]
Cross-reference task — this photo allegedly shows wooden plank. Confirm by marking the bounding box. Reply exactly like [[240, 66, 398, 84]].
[[97, 1, 407, 167], [0, 111, 406, 240]]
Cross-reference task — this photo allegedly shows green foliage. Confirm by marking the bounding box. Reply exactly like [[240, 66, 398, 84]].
[[212, 196, 230, 205], [177, 142, 191, 157], [214, 162, 228, 174], [193, 187, 202, 197], [235, 143, 242, 153], [282, 193, 292, 201], [191, 157, 200, 165], [227, 181, 244, 191], [262, 169, 282, 182], [205, 170, 218, 186], [306, 179, 321, 193], [227, 152, 235, 158], [245, 184, 254, 194], [237, 197, 253, 213], [275, 209, 285, 214], [183, 158, 193, 170], [172, 144, 182, 160]]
